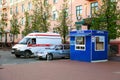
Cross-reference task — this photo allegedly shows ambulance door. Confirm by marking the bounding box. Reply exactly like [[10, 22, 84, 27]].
[[27, 38, 37, 53]]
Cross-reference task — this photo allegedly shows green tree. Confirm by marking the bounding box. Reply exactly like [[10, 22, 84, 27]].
[[22, 12, 32, 36], [10, 14, 20, 44], [32, 0, 51, 32], [0, 14, 7, 42], [55, 0, 71, 43], [86, 0, 120, 42]]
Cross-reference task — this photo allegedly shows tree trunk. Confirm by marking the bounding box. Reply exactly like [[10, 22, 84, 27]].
[[12, 35, 15, 45]]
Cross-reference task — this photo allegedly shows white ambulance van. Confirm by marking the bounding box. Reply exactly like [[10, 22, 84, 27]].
[[11, 32, 62, 58]]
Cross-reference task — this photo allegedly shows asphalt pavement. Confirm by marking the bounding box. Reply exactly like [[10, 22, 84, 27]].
[[0, 50, 39, 65], [0, 60, 120, 80], [0, 49, 120, 80]]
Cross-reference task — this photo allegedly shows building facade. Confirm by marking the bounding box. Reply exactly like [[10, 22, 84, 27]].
[[0, 0, 33, 43], [0, 0, 120, 44]]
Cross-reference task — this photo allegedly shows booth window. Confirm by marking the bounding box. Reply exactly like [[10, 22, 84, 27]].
[[95, 36, 105, 51], [75, 36, 85, 50]]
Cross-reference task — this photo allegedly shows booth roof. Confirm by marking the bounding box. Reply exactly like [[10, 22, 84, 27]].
[[70, 33, 91, 36]]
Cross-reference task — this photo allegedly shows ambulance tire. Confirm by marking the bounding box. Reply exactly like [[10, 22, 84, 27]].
[[15, 54, 21, 58], [24, 51, 31, 58], [46, 54, 53, 60]]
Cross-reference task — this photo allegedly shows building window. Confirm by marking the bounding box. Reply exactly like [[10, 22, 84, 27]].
[[75, 36, 86, 50], [28, 16, 31, 24], [28, 2, 32, 10], [53, 28, 58, 33], [10, 8, 12, 15], [0, 0, 2, 7], [95, 36, 105, 51], [22, 4, 24, 12], [16, 6, 18, 14], [0, 11, 1, 16], [21, 17, 25, 25], [65, 8, 68, 17], [76, 5, 82, 20], [53, 0, 58, 4], [10, 0, 13, 3], [91, 2, 98, 15], [45, 0, 48, 5], [111, 0, 117, 2], [53, 11, 57, 20]]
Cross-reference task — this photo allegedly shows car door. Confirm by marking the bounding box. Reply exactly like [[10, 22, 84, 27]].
[[27, 38, 37, 53], [52, 45, 63, 58], [62, 45, 70, 58]]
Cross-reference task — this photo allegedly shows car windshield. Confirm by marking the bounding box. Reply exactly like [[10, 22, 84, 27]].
[[19, 38, 31, 44]]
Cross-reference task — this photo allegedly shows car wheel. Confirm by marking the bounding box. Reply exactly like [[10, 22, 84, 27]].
[[15, 54, 21, 58], [46, 54, 53, 60], [24, 51, 31, 58]]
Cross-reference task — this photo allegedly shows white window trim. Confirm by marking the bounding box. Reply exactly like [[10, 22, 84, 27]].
[[95, 36, 105, 51], [75, 36, 86, 51]]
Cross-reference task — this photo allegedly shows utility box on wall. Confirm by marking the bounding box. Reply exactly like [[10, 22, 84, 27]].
[[70, 30, 108, 62]]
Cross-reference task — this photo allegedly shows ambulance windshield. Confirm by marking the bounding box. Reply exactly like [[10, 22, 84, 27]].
[[19, 38, 31, 44]]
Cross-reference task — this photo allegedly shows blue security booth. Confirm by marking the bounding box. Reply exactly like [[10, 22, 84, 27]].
[[70, 30, 108, 62]]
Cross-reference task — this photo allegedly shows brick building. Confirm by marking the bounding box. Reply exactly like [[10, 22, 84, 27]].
[[0, 0, 120, 44]]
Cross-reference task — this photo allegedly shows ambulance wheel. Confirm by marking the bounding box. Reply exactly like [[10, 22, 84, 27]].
[[15, 54, 21, 58], [46, 54, 53, 60], [24, 51, 31, 58]]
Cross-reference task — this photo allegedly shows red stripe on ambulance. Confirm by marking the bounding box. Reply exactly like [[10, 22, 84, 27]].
[[28, 44, 52, 47]]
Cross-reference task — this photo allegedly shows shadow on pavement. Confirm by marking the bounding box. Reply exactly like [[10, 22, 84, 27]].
[[109, 56, 120, 62]]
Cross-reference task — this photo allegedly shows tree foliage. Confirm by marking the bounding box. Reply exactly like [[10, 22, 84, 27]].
[[10, 14, 20, 44], [31, 0, 51, 32], [22, 12, 32, 36], [0, 14, 7, 34], [86, 0, 120, 42], [55, 0, 71, 43], [0, 14, 7, 42]]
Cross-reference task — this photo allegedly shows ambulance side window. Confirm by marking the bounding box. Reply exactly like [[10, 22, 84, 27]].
[[27, 38, 36, 44], [32, 38, 36, 44]]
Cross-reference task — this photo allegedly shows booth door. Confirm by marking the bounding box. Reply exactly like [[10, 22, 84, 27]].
[[92, 36, 108, 61]]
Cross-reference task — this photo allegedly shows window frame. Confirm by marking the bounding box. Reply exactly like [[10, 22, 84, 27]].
[[28, 2, 32, 10], [22, 4, 24, 12], [10, 8, 12, 15], [10, 0, 13, 3], [53, 0, 58, 4], [75, 36, 86, 50], [91, 2, 98, 15], [52, 11, 57, 20], [16, 6, 18, 14], [76, 5, 82, 20], [65, 8, 69, 17], [95, 36, 105, 51]]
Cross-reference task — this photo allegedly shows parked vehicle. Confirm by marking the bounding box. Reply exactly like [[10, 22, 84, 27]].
[[34, 44, 70, 60], [11, 32, 62, 58]]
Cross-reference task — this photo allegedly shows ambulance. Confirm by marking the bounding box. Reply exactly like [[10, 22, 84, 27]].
[[11, 32, 62, 58]]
